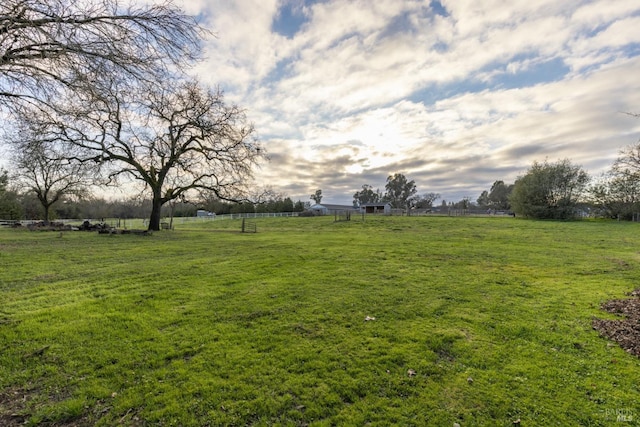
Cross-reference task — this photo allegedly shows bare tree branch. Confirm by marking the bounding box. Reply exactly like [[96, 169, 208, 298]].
[[1, 0, 207, 111]]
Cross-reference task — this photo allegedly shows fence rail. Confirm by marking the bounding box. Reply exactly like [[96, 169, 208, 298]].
[[182, 212, 300, 222], [241, 218, 257, 233], [0, 212, 300, 228]]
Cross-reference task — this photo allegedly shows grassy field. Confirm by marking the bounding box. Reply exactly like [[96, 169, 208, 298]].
[[1, 216, 639, 426]]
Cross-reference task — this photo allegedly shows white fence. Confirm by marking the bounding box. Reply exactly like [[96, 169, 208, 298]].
[[177, 212, 300, 223]]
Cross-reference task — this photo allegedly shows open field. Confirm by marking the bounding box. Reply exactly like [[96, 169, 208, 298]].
[[1, 216, 639, 426]]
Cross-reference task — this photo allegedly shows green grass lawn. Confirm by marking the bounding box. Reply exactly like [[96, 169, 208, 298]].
[[1, 216, 639, 426]]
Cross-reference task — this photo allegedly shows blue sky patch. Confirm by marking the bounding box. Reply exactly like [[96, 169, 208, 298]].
[[272, 3, 308, 38], [430, 0, 449, 18], [496, 57, 570, 89]]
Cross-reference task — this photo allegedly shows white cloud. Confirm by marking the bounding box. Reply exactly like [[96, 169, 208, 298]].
[[181, 0, 640, 203], [571, 16, 640, 53], [570, 0, 640, 29]]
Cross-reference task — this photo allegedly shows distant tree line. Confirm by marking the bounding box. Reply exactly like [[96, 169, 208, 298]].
[[0, 184, 308, 222], [201, 195, 307, 215], [477, 180, 513, 211], [343, 137, 640, 221], [3, 138, 640, 222], [475, 143, 640, 220]]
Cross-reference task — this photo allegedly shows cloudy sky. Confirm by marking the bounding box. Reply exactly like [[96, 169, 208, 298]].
[[177, 0, 640, 205]]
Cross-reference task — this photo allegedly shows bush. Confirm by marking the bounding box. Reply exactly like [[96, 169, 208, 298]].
[[510, 159, 589, 220]]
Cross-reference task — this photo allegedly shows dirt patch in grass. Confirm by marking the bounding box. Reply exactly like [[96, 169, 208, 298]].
[[0, 387, 30, 427], [0, 386, 93, 427], [592, 289, 640, 357]]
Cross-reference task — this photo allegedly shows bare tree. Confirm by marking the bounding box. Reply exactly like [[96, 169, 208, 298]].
[[7, 116, 95, 224], [590, 141, 640, 219], [14, 143, 93, 224], [590, 172, 640, 220], [38, 80, 264, 231], [0, 0, 204, 110], [612, 142, 640, 176]]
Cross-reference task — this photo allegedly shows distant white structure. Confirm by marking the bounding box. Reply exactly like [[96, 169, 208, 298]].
[[196, 209, 215, 217], [309, 203, 358, 215], [360, 203, 392, 215]]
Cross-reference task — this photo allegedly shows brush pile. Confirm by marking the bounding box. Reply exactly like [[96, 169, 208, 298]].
[[592, 289, 640, 357]]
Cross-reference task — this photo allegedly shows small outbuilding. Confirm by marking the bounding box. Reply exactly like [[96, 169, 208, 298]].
[[309, 203, 359, 215], [360, 203, 391, 215], [196, 209, 215, 217]]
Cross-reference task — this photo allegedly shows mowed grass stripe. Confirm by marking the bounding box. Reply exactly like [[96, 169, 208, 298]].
[[0, 216, 639, 426]]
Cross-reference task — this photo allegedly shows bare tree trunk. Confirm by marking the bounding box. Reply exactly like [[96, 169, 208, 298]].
[[43, 204, 51, 225], [38, 193, 53, 225], [148, 197, 162, 231]]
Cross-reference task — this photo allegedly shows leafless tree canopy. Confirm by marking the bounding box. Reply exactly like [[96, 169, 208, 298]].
[[33, 79, 264, 230], [0, 0, 204, 108], [613, 142, 640, 177], [7, 112, 96, 222], [589, 141, 640, 220]]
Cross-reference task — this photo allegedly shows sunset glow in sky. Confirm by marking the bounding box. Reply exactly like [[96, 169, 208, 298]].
[[179, 0, 640, 205]]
